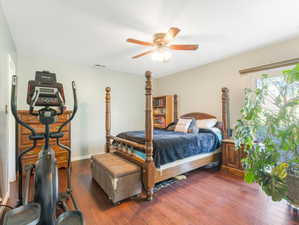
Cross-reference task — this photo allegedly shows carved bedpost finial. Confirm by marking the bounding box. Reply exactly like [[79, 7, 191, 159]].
[[145, 70, 152, 78], [105, 87, 111, 152], [221, 87, 230, 138], [221, 87, 229, 95], [145, 71, 152, 92], [105, 87, 111, 103]]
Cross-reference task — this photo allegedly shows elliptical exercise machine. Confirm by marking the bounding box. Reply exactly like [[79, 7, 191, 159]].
[[3, 71, 84, 225]]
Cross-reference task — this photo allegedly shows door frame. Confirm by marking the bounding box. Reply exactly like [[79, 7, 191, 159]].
[[8, 54, 16, 182]]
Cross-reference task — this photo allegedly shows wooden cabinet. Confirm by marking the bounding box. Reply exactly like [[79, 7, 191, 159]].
[[153, 95, 174, 129], [16, 110, 72, 169], [221, 139, 245, 177]]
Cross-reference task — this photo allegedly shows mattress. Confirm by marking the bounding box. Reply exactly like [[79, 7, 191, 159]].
[[158, 148, 221, 171], [116, 128, 221, 168]]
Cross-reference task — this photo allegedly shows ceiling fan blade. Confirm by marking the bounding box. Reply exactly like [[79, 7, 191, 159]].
[[132, 49, 155, 59], [127, 38, 153, 46], [166, 27, 181, 40], [169, 44, 199, 50]]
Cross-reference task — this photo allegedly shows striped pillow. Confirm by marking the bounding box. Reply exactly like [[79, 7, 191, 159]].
[[174, 118, 192, 133]]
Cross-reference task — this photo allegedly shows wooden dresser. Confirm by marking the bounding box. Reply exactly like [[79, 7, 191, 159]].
[[221, 139, 245, 177], [16, 110, 72, 168], [153, 95, 174, 129]]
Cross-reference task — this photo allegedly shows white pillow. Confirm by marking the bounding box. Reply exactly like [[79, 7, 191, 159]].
[[174, 118, 192, 133], [196, 118, 217, 129]]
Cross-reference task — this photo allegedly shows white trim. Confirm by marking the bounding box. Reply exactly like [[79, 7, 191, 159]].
[[71, 152, 105, 162], [249, 65, 293, 89], [8, 55, 16, 182], [71, 154, 92, 162]]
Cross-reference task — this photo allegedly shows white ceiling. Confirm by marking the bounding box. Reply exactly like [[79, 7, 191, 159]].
[[2, 0, 299, 77]]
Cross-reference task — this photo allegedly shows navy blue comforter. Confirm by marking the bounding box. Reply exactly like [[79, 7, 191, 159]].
[[116, 129, 221, 168]]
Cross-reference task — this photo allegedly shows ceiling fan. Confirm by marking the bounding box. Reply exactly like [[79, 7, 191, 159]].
[[126, 27, 198, 61]]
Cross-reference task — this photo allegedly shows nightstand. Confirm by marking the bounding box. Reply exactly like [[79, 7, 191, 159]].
[[221, 139, 245, 177]]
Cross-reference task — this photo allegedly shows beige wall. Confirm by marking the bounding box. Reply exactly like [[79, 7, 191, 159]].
[[17, 55, 146, 159], [155, 37, 299, 127]]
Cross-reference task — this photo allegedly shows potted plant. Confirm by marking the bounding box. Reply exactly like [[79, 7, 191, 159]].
[[234, 64, 299, 206]]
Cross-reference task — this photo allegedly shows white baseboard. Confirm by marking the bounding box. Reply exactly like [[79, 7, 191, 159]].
[[71, 154, 91, 162], [71, 152, 105, 162]]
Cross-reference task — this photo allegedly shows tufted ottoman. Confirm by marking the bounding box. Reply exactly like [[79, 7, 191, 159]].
[[90, 153, 142, 204]]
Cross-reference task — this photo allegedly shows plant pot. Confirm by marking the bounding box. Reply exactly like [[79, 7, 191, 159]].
[[286, 173, 299, 209]]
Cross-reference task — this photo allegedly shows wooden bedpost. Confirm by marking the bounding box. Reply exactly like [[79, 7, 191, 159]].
[[174, 94, 178, 121], [105, 87, 111, 153], [221, 87, 230, 138], [144, 71, 155, 200]]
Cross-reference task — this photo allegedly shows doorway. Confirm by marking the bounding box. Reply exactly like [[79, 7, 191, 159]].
[[8, 54, 16, 182]]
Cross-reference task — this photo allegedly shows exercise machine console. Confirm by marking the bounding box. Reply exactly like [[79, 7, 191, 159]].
[[3, 71, 84, 225]]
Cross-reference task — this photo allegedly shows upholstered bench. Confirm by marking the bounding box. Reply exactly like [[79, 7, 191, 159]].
[[90, 153, 142, 204]]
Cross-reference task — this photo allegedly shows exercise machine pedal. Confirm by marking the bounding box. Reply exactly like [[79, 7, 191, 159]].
[[3, 203, 40, 225], [56, 210, 84, 225], [59, 192, 70, 202], [57, 192, 70, 211]]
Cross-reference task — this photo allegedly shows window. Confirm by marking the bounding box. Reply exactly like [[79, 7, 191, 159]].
[[256, 73, 298, 117], [255, 68, 298, 163]]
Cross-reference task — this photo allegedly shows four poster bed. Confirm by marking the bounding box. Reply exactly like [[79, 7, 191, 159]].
[[104, 71, 230, 200]]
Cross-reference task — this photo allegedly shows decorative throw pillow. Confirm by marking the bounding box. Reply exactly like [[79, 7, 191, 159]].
[[187, 118, 199, 133], [167, 118, 198, 133], [174, 118, 192, 133], [180, 117, 198, 133], [196, 118, 217, 129]]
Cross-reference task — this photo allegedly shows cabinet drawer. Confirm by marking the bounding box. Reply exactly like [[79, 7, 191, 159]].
[[56, 152, 68, 162], [17, 111, 72, 169], [57, 160, 68, 168], [20, 142, 70, 156], [22, 151, 68, 168], [20, 114, 40, 123], [19, 112, 70, 124], [20, 123, 69, 135], [20, 132, 70, 146]]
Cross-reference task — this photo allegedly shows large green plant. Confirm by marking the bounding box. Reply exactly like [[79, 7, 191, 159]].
[[234, 64, 299, 201]]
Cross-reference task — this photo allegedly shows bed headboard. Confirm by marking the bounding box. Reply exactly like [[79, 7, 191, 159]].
[[180, 112, 223, 131], [173, 87, 229, 137], [180, 112, 216, 120]]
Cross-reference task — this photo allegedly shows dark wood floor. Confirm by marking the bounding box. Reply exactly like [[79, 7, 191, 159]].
[[8, 159, 299, 225]]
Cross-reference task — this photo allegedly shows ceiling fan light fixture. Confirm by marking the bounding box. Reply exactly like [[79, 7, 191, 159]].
[[152, 47, 172, 62], [164, 33, 172, 42], [127, 27, 198, 60]]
